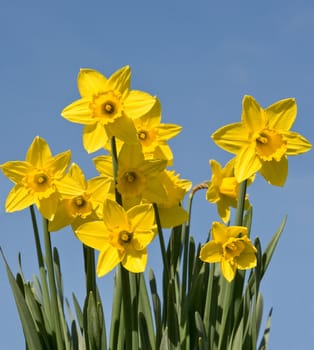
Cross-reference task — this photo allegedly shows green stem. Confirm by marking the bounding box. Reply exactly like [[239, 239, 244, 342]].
[[82, 244, 97, 297], [29, 205, 44, 269], [42, 218, 65, 350]]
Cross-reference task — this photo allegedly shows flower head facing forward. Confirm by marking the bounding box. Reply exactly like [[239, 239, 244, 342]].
[[61, 66, 157, 153], [75, 199, 157, 275], [199, 222, 257, 282], [206, 159, 252, 223], [0, 136, 71, 219], [211, 95, 312, 186], [48, 163, 112, 231]]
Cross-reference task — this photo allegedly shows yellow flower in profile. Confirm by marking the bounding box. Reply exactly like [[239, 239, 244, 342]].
[[93, 143, 168, 206], [61, 66, 157, 153], [75, 199, 157, 275], [155, 170, 192, 228], [206, 159, 251, 223], [48, 163, 112, 231], [199, 222, 257, 282], [212, 95, 312, 186], [0, 136, 71, 219]]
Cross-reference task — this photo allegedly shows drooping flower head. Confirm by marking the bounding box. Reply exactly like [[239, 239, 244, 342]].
[[75, 199, 157, 275], [212, 95, 312, 186], [199, 221, 257, 282], [206, 158, 252, 223], [48, 163, 112, 231], [61, 66, 157, 153], [1, 136, 71, 219], [154, 170, 192, 228]]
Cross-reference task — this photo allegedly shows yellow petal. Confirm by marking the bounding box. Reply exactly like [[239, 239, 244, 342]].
[[119, 143, 144, 169], [283, 131, 312, 155], [78, 68, 108, 97], [61, 98, 94, 125], [47, 150, 71, 178], [106, 115, 138, 144], [217, 200, 231, 224], [234, 146, 261, 183], [124, 90, 157, 119], [157, 124, 182, 141], [75, 221, 109, 249], [106, 65, 131, 96], [1, 161, 32, 184], [93, 155, 113, 177], [211, 123, 249, 154], [128, 204, 155, 231], [83, 123, 109, 153], [38, 192, 59, 220], [26, 136, 52, 168], [48, 203, 73, 231], [236, 241, 257, 269], [143, 177, 168, 203], [157, 206, 188, 228], [199, 241, 222, 263], [5, 185, 34, 212], [241, 95, 266, 133], [266, 98, 297, 131], [122, 248, 147, 273], [102, 199, 130, 231], [259, 157, 288, 187], [97, 246, 121, 276], [221, 259, 237, 282]]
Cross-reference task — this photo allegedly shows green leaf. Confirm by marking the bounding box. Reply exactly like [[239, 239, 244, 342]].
[[258, 308, 273, 350], [1, 249, 44, 350]]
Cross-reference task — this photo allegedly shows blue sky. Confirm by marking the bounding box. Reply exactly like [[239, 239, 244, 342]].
[[1, 1, 314, 348]]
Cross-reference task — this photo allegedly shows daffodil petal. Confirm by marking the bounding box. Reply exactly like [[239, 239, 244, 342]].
[[48, 150, 71, 178], [128, 204, 155, 231], [1, 161, 32, 183], [221, 259, 237, 282], [61, 98, 94, 124], [83, 123, 109, 153], [124, 90, 157, 119], [106, 115, 138, 143], [259, 157, 288, 186], [75, 221, 109, 249], [48, 203, 73, 231], [211, 122, 249, 154], [97, 246, 121, 276], [236, 243, 257, 269], [78, 69, 108, 97], [102, 199, 129, 231], [38, 192, 59, 220], [157, 124, 182, 140], [143, 178, 168, 203], [93, 155, 113, 177], [119, 143, 144, 168], [5, 185, 34, 212], [106, 65, 131, 95], [235, 146, 261, 183], [241, 95, 266, 132], [157, 206, 188, 228], [26, 136, 52, 168], [199, 241, 222, 263], [283, 131, 312, 155], [217, 200, 231, 224], [266, 98, 297, 130], [122, 248, 147, 273]]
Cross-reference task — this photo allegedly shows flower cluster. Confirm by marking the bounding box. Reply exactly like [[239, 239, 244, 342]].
[[1, 67, 312, 282]]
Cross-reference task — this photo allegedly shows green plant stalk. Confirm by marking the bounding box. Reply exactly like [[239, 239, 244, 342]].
[[82, 244, 97, 297], [42, 217, 65, 350], [217, 180, 248, 349], [110, 136, 136, 349]]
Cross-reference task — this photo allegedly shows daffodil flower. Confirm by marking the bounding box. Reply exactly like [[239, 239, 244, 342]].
[[1, 136, 71, 219], [75, 199, 157, 275], [212, 95, 312, 186], [93, 143, 168, 206], [48, 163, 112, 231], [206, 159, 251, 223], [61, 66, 157, 153], [199, 222, 257, 282]]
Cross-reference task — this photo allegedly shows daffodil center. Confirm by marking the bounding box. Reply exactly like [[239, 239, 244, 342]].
[[138, 131, 147, 140], [73, 196, 86, 208], [125, 171, 136, 183], [91, 91, 121, 124], [35, 174, 47, 185], [27, 171, 52, 193], [119, 230, 133, 244], [255, 128, 287, 161], [224, 239, 245, 260], [219, 177, 239, 199]]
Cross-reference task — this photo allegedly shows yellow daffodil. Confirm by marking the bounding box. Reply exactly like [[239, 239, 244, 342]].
[[199, 222, 257, 282], [0, 136, 71, 219], [206, 159, 251, 223], [212, 95, 312, 186], [155, 170, 192, 228], [48, 163, 112, 231], [75, 199, 157, 275], [61, 66, 157, 153], [93, 143, 168, 206]]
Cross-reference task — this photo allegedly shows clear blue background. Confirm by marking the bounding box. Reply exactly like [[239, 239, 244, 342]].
[[0, 1, 313, 349]]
